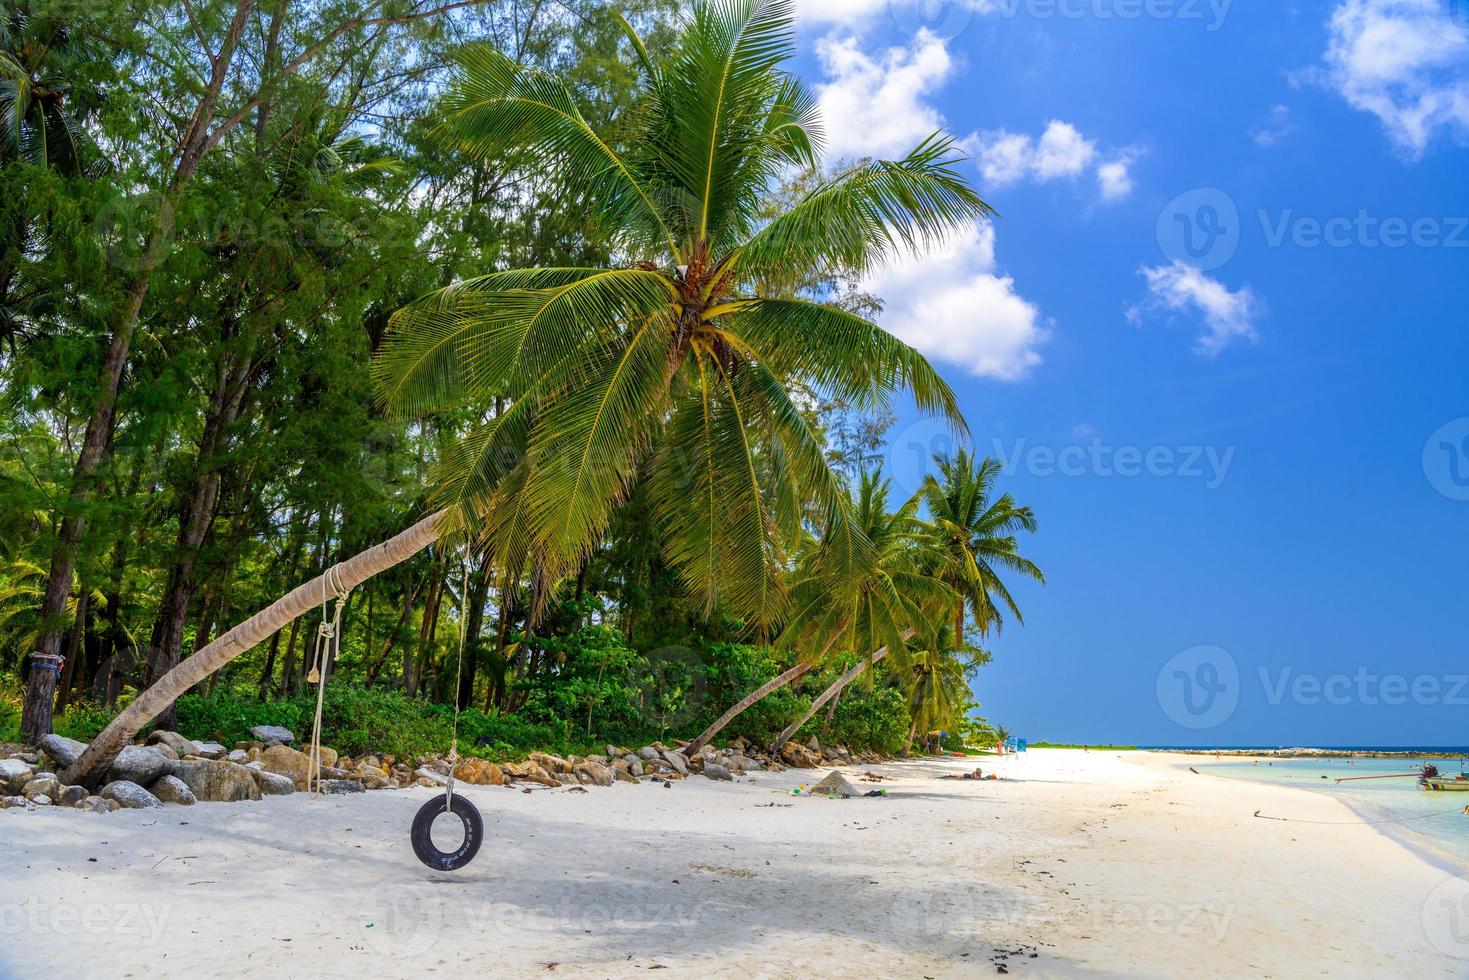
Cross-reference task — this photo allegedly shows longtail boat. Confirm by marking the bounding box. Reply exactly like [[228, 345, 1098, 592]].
[[1419, 764, 1469, 791]]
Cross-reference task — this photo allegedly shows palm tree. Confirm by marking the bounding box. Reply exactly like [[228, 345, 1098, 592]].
[[918, 450, 1044, 646], [769, 470, 953, 753], [64, 0, 988, 784]]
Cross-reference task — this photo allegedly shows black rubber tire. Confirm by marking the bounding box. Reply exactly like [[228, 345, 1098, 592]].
[[410, 794, 484, 871]]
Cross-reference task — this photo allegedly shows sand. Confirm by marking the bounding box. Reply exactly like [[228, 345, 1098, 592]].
[[2, 748, 1464, 978]]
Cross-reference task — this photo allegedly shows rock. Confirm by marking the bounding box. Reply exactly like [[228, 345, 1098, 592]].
[[0, 758, 34, 794], [258, 744, 334, 787], [107, 745, 177, 786], [638, 746, 660, 761], [100, 780, 163, 809], [319, 779, 364, 795], [805, 736, 821, 752], [502, 761, 560, 787], [81, 796, 113, 814], [251, 770, 295, 796], [310, 745, 338, 768], [360, 775, 391, 791], [249, 725, 295, 746], [227, 749, 248, 763], [57, 784, 88, 807], [193, 742, 227, 760], [529, 751, 572, 774], [452, 758, 505, 786], [39, 733, 87, 769], [172, 760, 261, 803], [574, 761, 613, 787], [414, 767, 449, 786], [614, 768, 639, 784], [23, 775, 61, 801], [145, 730, 199, 756], [0, 795, 30, 809], [151, 775, 197, 806], [779, 741, 823, 768], [807, 770, 860, 798], [152, 744, 180, 761], [702, 763, 734, 781], [660, 750, 690, 776], [622, 754, 644, 777]]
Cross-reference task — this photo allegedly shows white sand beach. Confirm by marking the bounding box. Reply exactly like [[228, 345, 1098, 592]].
[[2, 749, 1464, 979]]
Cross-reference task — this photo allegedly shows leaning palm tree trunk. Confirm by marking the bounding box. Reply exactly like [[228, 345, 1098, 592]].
[[772, 641, 898, 754], [685, 661, 814, 756], [62, 510, 452, 787]]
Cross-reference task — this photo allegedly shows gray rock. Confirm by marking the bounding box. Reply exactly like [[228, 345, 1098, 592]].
[[702, 763, 734, 781], [172, 760, 260, 803], [0, 795, 31, 809], [100, 780, 163, 809], [319, 779, 364, 794], [81, 796, 114, 814], [0, 758, 34, 794], [414, 767, 449, 785], [622, 754, 644, 777], [107, 746, 177, 787], [250, 725, 295, 746], [574, 762, 614, 787], [151, 775, 197, 806], [251, 770, 295, 796], [661, 750, 690, 776], [145, 730, 199, 756], [39, 733, 87, 769], [193, 742, 227, 760], [23, 775, 61, 801], [227, 749, 248, 763], [638, 746, 660, 761], [57, 784, 88, 807], [30, 794, 53, 806]]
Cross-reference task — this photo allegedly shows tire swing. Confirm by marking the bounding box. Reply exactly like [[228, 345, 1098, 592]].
[[409, 543, 483, 872]]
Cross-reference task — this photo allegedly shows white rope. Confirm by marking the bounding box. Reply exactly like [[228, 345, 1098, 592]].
[[307, 562, 350, 797], [444, 543, 472, 812]]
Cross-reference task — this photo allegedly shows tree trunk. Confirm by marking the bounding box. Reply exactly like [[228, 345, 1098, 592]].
[[772, 642, 902, 754], [685, 661, 813, 756], [61, 509, 452, 787]]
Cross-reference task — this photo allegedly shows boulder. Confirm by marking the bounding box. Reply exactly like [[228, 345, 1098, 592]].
[[622, 755, 644, 777], [614, 768, 640, 784], [172, 759, 261, 803], [227, 749, 248, 763], [0, 795, 30, 809], [145, 730, 199, 756], [258, 744, 324, 786], [660, 750, 690, 776], [638, 746, 660, 761], [107, 745, 177, 787], [249, 725, 295, 746], [251, 770, 295, 796], [414, 767, 449, 786], [81, 796, 114, 814], [529, 752, 572, 774], [39, 733, 87, 769], [779, 741, 823, 769], [502, 761, 560, 787], [360, 774, 391, 791], [23, 775, 61, 801], [452, 758, 505, 786], [574, 761, 614, 787], [807, 770, 860, 798], [0, 758, 34, 794], [151, 775, 197, 806], [701, 763, 734, 781], [193, 742, 227, 760], [57, 784, 88, 807], [100, 780, 163, 809], [319, 779, 364, 795]]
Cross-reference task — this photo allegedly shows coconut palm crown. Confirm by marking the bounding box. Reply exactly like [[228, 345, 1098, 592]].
[[373, 0, 993, 628]]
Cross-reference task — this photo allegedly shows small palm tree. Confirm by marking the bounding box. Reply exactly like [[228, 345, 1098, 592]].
[[374, 0, 988, 629], [992, 723, 1012, 753], [918, 450, 1044, 645]]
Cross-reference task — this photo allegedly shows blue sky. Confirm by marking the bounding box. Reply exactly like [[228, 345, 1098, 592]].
[[788, 0, 1469, 746]]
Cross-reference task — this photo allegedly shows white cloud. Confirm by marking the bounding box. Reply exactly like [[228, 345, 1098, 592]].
[[815, 30, 955, 160], [972, 121, 1136, 202], [1319, 0, 1469, 156], [864, 223, 1048, 381], [1250, 104, 1296, 146], [1127, 261, 1261, 356]]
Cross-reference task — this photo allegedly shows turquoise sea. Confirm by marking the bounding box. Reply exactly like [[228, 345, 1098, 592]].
[[1198, 754, 1469, 870]]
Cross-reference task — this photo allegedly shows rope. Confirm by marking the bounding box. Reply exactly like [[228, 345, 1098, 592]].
[[307, 563, 351, 797], [1252, 806, 1468, 826], [444, 542, 472, 812]]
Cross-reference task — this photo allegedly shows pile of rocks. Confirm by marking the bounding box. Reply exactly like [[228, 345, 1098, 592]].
[[0, 725, 889, 812]]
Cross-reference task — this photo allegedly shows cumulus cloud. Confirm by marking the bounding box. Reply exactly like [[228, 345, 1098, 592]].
[[815, 29, 955, 160], [863, 223, 1049, 381], [1126, 262, 1262, 356], [972, 121, 1137, 202], [1318, 0, 1469, 156]]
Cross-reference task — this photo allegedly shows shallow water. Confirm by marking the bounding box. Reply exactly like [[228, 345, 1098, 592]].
[[1201, 755, 1469, 870]]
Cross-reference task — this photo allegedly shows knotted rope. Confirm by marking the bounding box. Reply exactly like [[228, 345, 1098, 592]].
[[443, 544, 472, 812], [307, 562, 351, 797]]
